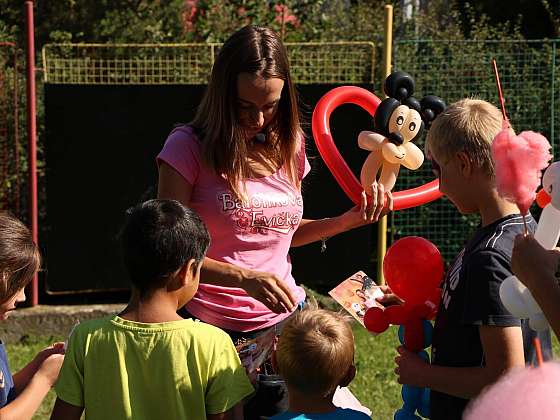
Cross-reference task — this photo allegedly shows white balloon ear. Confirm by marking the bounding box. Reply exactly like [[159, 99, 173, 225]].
[[499, 276, 550, 332], [499, 276, 530, 318]]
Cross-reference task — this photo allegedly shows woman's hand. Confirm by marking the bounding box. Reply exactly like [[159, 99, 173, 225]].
[[339, 182, 393, 230], [240, 269, 298, 314], [512, 234, 560, 291]]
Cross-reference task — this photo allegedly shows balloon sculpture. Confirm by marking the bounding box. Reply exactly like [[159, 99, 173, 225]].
[[499, 162, 560, 331], [311, 72, 445, 211], [358, 71, 446, 192], [364, 237, 444, 419]]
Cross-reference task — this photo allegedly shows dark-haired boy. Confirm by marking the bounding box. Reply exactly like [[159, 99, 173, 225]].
[[51, 199, 253, 420]]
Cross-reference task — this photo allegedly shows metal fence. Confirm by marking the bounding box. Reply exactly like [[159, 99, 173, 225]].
[[392, 39, 560, 262], [39, 39, 560, 263], [0, 43, 22, 219], [41, 42, 376, 84]]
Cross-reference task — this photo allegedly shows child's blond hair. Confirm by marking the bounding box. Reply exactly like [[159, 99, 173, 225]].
[[276, 308, 354, 397], [426, 98, 503, 175]]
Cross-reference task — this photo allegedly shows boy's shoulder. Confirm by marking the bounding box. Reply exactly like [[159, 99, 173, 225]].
[[70, 315, 231, 344], [467, 214, 536, 258]]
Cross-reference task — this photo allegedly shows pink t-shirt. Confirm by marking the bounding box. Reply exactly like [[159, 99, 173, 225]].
[[157, 126, 309, 332]]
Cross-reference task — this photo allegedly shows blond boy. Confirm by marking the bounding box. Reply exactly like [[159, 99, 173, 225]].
[[270, 309, 369, 420], [390, 99, 552, 420]]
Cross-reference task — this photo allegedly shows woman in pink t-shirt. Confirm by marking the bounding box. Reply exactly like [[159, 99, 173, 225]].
[[157, 26, 392, 335]]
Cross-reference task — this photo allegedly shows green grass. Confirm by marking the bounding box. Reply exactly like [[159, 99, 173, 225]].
[[350, 325, 403, 419], [6, 326, 560, 420]]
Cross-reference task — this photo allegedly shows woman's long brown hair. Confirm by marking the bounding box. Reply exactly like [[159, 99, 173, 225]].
[[191, 26, 303, 199]]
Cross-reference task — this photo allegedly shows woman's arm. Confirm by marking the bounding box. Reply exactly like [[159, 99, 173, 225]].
[[158, 162, 297, 312], [292, 183, 393, 248]]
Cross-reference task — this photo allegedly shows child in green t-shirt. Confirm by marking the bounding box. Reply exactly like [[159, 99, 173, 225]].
[[51, 199, 254, 420]]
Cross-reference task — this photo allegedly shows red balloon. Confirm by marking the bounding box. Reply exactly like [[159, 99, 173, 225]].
[[383, 236, 444, 305], [311, 86, 443, 210], [363, 306, 389, 333]]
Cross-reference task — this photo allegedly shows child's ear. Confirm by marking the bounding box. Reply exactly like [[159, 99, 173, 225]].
[[339, 364, 356, 388], [456, 151, 473, 176], [178, 258, 197, 286]]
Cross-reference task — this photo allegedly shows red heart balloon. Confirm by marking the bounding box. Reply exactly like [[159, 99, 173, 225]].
[[311, 86, 442, 210]]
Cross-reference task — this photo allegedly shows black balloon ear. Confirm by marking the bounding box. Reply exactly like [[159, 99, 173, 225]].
[[384, 71, 415, 101], [420, 95, 446, 129], [403, 97, 421, 113], [374, 98, 400, 135]]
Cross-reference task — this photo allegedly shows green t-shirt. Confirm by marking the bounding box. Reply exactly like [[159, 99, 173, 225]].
[[55, 315, 254, 420]]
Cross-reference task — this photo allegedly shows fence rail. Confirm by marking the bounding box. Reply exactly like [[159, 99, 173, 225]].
[[0, 42, 22, 219], [35, 38, 560, 264], [392, 39, 560, 262], [41, 42, 376, 85]]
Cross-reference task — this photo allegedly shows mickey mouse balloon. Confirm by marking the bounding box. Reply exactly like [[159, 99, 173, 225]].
[[359, 71, 446, 192]]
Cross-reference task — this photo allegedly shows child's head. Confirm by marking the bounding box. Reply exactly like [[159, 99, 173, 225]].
[[121, 199, 210, 304], [192, 25, 302, 198], [426, 98, 503, 213], [275, 309, 355, 398], [0, 213, 41, 319]]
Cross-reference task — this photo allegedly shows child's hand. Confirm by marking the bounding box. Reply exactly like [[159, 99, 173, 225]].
[[376, 285, 404, 306], [394, 346, 428, 387], [33, 342, 65, 366], [512, 234, 560, 290], [36, 353, 65, 387]]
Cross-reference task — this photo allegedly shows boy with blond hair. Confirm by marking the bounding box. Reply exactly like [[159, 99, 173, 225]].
[[389, 99, 552, 420], [271, 308, 369, 420]]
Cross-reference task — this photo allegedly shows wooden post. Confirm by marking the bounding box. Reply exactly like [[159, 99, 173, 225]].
[[377, 4, 393, 285]]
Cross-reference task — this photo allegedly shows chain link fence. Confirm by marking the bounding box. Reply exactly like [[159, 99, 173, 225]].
[[0, 43, 22, 219], [393, 39, 560, 262], [42, 42, 376, 85], [38, 39, 560, 264]]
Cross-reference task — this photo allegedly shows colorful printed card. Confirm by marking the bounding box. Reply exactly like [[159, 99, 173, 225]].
[[329, 271, 384, 326], [235, 327, 276, 375]]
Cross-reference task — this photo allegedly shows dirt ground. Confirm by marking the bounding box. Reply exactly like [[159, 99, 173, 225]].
[[1, 304, 125, 344]]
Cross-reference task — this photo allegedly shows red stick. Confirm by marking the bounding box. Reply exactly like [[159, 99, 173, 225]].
[[492, 58, 509, 123], [534, 337, 544, 367]]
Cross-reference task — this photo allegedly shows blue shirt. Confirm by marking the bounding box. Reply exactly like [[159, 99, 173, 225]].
[[271, 408, 371, 419], [0, 342, 15, 407]]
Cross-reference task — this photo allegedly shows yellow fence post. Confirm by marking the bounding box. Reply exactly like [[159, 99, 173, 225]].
[[377, 4, 393, 285]]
